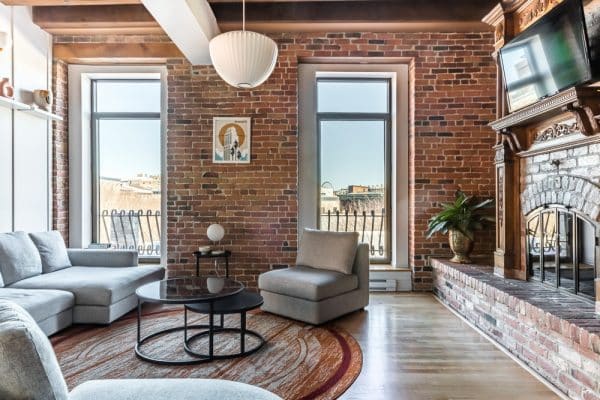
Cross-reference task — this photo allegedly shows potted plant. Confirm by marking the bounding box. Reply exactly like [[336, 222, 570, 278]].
[[426, 191, 494, 264]]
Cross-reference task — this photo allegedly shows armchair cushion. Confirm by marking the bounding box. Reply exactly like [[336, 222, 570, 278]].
[[0, 300, 69, 400], [29, 231, 72, 273], [0, 231, 42, 286], [296, 229, 358, 274], [258, 266, 358, 301]]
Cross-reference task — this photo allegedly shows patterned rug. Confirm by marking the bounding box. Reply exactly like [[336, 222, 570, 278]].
[[51, 308, 362, 400]]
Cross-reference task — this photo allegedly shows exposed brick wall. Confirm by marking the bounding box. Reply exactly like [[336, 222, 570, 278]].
[[409, 33, 497, 289], [433, 259, 600, 400], [52, 59, 69, 244], [53, 32, 497, 289]]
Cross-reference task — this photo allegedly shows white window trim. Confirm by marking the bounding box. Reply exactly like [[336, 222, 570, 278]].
[[67, 65, 168, 266], [298, 64, 409, 268]]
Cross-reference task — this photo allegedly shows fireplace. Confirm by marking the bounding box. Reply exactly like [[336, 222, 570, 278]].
[[526, 204, 597, 299]]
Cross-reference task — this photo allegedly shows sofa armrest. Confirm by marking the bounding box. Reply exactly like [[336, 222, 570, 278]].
[[353, 243, 370, 293], [67, 249, 138, 267]]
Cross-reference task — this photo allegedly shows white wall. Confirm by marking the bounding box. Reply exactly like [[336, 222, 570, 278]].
[[0, 4, 52, 233]]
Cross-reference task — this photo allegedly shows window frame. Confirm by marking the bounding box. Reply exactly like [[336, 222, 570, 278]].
[[315, 77, 393, 263], [90, 78, 162, 262]]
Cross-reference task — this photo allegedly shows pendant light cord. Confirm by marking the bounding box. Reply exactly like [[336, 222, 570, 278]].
[[242, 0, 246, 32]]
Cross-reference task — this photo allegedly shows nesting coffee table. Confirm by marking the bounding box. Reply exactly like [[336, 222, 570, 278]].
[[135, 276, 265, 365]]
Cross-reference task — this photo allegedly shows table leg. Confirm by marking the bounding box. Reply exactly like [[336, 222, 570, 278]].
[[184, 306, 188, 341], [196, 256, 200, 277], [240, 311, 246, 353], [209, 301, 214, 359], [137, 298, 142, 345], [225, 257, 229, 278]]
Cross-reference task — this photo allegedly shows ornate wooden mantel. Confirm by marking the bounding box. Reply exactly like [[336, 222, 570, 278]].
[[483, 0, 600, 280]]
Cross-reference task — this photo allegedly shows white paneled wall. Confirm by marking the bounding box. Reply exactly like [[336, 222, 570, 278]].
[[0, 4, 52, 233]]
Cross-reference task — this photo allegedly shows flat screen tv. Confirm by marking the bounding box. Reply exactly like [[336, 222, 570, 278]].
[[499, 0, 593, 112]]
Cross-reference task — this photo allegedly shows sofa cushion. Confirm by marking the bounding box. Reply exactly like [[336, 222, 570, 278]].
[[10, 265, 165, 307], [0, 300, 70, 400], [0, 231, 43, 286], [296, 229, 358, 275], [29, 231, 72, 273], [258, 266, 358, 301], [0, 288, 74, 323]]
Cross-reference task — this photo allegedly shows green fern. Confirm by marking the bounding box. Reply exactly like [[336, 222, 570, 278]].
[[426, 191, 494, 241]]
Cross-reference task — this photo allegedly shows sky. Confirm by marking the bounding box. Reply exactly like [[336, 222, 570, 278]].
[[96, 81, 161, 180], [97, 79, 388, 189], [317, 80, 388, 190]]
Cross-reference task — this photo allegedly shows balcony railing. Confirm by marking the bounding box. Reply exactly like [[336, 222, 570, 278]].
[[99, 209, 161, 257], [320, 209, 386, 259]]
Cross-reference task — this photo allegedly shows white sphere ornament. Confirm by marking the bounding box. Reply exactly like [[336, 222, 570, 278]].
[[209, 30, 278, 89], [207, 224, 225, 242]]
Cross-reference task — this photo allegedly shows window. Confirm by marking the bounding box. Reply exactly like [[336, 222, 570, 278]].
[[316, 78, 391, 263], [91, 80, 162, 260]]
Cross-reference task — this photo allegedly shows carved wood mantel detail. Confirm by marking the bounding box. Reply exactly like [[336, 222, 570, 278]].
[[533, 121, 579, 143]]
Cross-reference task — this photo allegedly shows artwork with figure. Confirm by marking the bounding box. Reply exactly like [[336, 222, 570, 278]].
[[213, 117, 251, 163]]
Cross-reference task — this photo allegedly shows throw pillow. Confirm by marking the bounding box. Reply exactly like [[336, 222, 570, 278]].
[[0, 232, 43, 285], [29, 231, 72, 273]]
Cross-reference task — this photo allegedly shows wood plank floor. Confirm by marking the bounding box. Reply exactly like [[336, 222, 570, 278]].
[[335, 293, 560, 400]]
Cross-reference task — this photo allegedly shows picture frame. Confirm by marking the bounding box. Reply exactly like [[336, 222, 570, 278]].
[[213, 117, 251, 164]]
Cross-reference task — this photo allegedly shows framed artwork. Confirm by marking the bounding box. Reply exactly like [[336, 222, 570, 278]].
[[213, 117, 251, 164]]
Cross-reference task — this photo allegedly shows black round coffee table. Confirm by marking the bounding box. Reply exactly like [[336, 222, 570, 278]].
[[185, 290, 265, 359], [135, 276, 243, 365]]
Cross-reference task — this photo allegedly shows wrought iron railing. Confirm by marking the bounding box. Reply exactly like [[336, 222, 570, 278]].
[[99, 209, 161, 257], [320, 209, 386, 258]]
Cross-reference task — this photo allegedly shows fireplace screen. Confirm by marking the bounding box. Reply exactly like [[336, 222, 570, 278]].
[[526, 207, 597, 299]]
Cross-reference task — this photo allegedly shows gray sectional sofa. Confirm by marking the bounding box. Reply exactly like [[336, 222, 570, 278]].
[[0, 231, 164, 335]]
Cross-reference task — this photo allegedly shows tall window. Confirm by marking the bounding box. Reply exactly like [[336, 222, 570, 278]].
[[316, 78, 391, 262], [91, 80, 162, 260]]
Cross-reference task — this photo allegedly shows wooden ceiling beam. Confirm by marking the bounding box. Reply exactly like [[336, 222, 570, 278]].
[[220, 21, 492, 33], [53, 42, 182, 63], [32, 4, 163, 35], [2, 0, 139, 4], [210, 0, 499, 25]]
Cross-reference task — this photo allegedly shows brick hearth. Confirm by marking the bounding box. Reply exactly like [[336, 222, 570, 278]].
[[433, 258, 600, 400]]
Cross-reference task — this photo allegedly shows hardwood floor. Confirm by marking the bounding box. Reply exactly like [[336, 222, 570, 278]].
[[335, 293, 560, 400]]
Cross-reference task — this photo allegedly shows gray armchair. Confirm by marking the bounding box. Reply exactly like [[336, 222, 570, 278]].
[[0, 300, 281, 400], [258, 229, 369, 325]]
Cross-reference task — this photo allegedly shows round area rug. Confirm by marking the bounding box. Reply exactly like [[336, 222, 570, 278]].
[[51, 308, 362, 400]]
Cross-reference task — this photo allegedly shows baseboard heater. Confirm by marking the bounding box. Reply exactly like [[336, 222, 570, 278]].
[[369, 279, 397, 291]]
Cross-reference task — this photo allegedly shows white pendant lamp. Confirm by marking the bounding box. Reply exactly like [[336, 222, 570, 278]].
[[209, 0, 278, 89]]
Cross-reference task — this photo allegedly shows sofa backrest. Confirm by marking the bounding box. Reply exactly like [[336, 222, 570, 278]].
[[0, 300, 69, 400], [296, 229, 359, 275]]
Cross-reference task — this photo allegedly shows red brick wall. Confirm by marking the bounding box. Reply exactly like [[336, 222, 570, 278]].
[[52, 59, 69, 244], [53, 32, 497, 289]]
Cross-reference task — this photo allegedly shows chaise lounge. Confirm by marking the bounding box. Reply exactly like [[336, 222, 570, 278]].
[[0, 231, 164, 335]]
